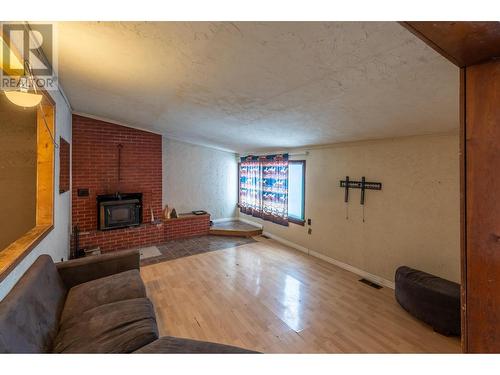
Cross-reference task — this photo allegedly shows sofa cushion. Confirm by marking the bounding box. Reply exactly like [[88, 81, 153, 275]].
[[0, 255, 67, 353], [134, 336, 258, 354], [53, 298, 158, 353], [60, 269, 146, 324]]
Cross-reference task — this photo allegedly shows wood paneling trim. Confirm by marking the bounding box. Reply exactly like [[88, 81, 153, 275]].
[[36, 104, 55, 226], [459, 67, 467, 353], [0, 224, 53, 282], [400, 21, 500, 68], [400, 22, 462, 66], [288, 217, 305, 226], [465, 60, 500, 353]]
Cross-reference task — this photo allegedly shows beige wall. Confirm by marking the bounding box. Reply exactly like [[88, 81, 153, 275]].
[[0, 95, 37, 250], [240, 133, 460, 283], [163, 138, 238, 220]]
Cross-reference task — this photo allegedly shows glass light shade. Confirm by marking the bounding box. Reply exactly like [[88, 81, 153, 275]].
[[4, 90, 43, 108]]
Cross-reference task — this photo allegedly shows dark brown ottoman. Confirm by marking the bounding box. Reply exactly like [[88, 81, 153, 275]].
[[395, 266, 461, 336]]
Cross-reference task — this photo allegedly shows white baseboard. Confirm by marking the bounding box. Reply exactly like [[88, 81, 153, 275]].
[[211, 217, 238, 224], [261, 231, 395, 289], [262, 231, 310, 254], [237, 217, 263, 229], [308, 249, 395, 289]]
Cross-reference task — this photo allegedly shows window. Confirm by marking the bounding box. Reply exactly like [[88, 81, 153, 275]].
[[238, 156, 305, 226], [239, 154, 289, 226], [288, 160, 305, 225]]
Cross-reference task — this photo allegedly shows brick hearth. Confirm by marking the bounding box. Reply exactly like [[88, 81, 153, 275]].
[[72, 115, 209, 253], [77, 215, 211, 253]]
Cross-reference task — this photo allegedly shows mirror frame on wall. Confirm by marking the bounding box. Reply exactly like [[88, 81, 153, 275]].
[[59, 137, 70, 194], [0, 94, 56, 282]]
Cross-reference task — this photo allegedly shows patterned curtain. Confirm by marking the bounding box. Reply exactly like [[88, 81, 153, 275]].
[[239, 154, 288, 226], [239, 157, 262, 217]]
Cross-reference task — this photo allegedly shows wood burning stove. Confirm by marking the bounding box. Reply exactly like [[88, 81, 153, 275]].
[[97, 193, 142, 230]]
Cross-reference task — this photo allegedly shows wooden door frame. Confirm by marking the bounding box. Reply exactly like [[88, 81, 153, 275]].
[[459, 67, 467, 351], [400, 21, 500, 353]]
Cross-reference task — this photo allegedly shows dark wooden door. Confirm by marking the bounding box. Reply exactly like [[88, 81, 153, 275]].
[[465, 60, 500, 352]]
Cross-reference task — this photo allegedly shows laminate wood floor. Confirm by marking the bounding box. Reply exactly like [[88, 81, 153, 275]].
[[141, 236, 460, 353]]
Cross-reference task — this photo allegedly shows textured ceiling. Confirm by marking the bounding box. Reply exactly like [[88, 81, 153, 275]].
[[56, 22, 459, 153]]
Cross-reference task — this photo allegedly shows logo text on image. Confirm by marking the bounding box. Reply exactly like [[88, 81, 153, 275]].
[[1, 23, 58, 91]]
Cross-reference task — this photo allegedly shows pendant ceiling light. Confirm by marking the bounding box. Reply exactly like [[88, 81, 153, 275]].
[[1, 32, 42, 107], [1, 33, 58, 148], [4, 74, 43, 108]]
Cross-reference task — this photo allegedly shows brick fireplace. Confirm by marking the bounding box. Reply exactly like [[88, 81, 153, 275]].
[[72, 115, 210, 255]]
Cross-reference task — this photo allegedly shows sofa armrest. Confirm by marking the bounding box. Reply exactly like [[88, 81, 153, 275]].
[[56, 249, 140, 289]]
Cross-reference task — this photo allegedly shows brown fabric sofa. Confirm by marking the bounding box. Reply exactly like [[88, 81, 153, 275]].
[[0, 250, 256, 354]]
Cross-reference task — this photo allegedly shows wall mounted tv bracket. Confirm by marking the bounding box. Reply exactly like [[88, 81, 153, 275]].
[[340, 176, 382, 222]]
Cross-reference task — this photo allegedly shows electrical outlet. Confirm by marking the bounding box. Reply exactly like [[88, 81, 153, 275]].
[[308, 228, 312, 235], [307, 218, 312, 225]]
